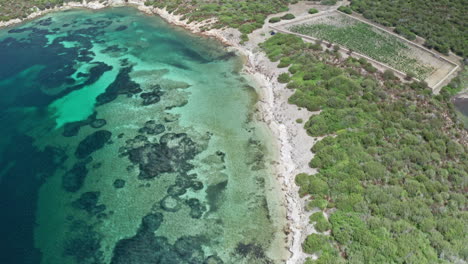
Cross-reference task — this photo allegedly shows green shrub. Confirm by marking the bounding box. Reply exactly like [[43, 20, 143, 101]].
[[310, 211, 325, 222], [309, 177, 329, 196], [288, 65, 302, 74], [296, 118, 303, 124], [269, 17, 281, 23], [363, 63, 377, 73], [321, 0, 337, 5], [308, 8, 319, 14], [383, 69, 396, 80], [405, 72, 416, 80], [240, 33, 249, 43], [310, 43, 323, 51], [289, 92, 324, 111], [278, 73, 291, 83], [302, 233, 337, 255], [281, 13, 295, 20], [315, 218, 332, 232], [278, 58, 292, 68], [295, 173, 311, 197], [338, 6, 352, 14], [303, 72, 315, 81], [302, 233, 327, 254], [307, 199, 328, 210], [394, 26, 416, 41]]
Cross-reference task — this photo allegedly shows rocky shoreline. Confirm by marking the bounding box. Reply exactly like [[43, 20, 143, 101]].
[[0, 1, 315, 263], [148, 7, 319, 262]]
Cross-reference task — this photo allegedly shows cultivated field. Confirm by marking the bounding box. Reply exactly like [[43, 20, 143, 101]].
[[276, 11, 457, 89]]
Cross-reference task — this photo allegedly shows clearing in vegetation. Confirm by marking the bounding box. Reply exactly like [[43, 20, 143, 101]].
[[287, 12, 440, 80]]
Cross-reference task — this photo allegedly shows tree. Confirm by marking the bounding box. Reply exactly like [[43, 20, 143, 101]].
[[383, 69, 395, 80]]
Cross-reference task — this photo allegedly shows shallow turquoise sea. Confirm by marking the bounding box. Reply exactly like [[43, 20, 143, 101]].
[[0, 7, 286, 264]]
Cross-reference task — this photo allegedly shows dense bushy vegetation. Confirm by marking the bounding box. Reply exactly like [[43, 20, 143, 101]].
[[145, 0, 295, 41], [337, 6, 352, 15], [0, 0, 67, 20], [1, 0, 296, 42], [270, 13, 296, 24], [289, 15, 433, 79], [440, 68, 468, 97], [261, 33, 468, 264], [308, 8, 319, 15], [349, 0, 467, 57]]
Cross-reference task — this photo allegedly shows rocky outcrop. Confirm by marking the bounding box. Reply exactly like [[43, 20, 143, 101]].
[[75, 130, 112, 159]]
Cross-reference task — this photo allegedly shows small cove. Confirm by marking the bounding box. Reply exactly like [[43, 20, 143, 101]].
[[0, 7, 287, 264]]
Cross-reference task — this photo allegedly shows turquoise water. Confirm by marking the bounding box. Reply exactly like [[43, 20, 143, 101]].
[[0, 7, 287, 264]]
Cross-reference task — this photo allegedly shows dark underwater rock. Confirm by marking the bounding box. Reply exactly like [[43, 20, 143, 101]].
[[174, 236, 205, 262], [215, 51, 237, 61], [140, 213, 163, 232], [63, 120, 88, 137], [83, 62, 112, 86], [126, 133, 200, 179], [75, 130, 112, 159], [90, 119, 107, 128], [72, 191, 106, 216], [111, 234, 179, 264], [62, 112, 100, 137], [96, 66, 141, 105], [206, 180, 228, 213], [215, 151, 226, 162], [235, 243, 266, 260], [191, 181, 204, 191], [128, 143, 173, 179], [159, 133, 199, 160], [64, 220, 103, 264], [176, 174, 196, 186], [185, 198, 207, 219], [8, 27, 34, 34], [110, 213, 171, 264], [204, 255, 224, 264], [115, 25, 128, 31], [140, 90, 163, 105], [160, 195, 181, 212], [167, 184, 187, 197], [138, 120, 165, 135], [62, 158, 91, 192], [113, 179, 126, 189], [110, 211, 210, 264], [35, 17, 53, 27], [42, 145, 68, 169], [101, 44, 128, 53]]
